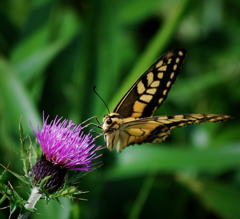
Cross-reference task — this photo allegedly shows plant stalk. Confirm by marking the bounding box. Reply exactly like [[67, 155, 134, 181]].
[[18, 187, 42, 219]]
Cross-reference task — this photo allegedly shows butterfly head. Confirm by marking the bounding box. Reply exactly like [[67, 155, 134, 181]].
[[102, 113, 123, 134]]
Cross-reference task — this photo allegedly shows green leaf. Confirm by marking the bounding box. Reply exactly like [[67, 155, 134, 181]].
[[12, 41, 67, 84], [10, 6, 80, 84], [0, 170, 7, 182], [39, 175, 52, 187], [119, 0, 164, 24], [105, 144, 240, 180], [179, 176, 240, 219], [0, 164, 29, 185], [0, 58, 41, 135], [199, 181, 240, 219], [128, 173, 156, 219], [10, 26, 50, 64], [0, 195, 7, 204]]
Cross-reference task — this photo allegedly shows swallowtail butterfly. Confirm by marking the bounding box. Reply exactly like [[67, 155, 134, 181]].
[[100, 48, 231, 152]]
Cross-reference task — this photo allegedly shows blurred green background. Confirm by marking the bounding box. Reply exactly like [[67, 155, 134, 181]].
[[0, 0, 240, 218]]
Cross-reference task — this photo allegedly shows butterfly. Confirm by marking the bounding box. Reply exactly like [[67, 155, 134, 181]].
[[97, 48, 232, 152]]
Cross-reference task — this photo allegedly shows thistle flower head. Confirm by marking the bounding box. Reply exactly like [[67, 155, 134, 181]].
[[29, 113, 102, 191]]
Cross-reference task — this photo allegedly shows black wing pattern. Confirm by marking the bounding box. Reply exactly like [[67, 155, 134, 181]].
[[114, 48, 186, 119]]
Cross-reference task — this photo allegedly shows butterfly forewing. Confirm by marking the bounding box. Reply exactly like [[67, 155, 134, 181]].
[[116, 114, 232, 152], [114, 48, 186, 119]]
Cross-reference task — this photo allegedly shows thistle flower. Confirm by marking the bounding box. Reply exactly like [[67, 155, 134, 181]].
[[29, 113, 102, 192], [14, 114, 102, 218]]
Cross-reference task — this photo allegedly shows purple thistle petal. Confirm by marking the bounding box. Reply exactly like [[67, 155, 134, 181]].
[[30, 112, 102, 172]]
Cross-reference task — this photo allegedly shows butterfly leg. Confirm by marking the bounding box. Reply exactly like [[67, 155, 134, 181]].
[[81, 116, 101, 125], [91, 131, 103, 135], [89, 122, 104, 132], [93, 133, 104, 140], [82, 122, 102, 130], [97, 146, 106, 150], [82, 115, 103, 130]]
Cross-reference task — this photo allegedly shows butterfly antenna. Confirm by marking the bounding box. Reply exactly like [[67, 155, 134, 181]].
[[93, 85, 110, 114]]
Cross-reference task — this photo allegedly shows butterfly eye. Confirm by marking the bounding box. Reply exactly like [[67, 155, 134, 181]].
[[107, 119, 112, 124]]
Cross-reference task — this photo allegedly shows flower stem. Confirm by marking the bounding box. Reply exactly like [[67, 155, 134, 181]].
[[18, 187, 42, 219]]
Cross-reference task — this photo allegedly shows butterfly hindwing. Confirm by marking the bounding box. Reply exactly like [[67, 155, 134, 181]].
[[114, 48, 186, 119], [116, 114, 231, 152]]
